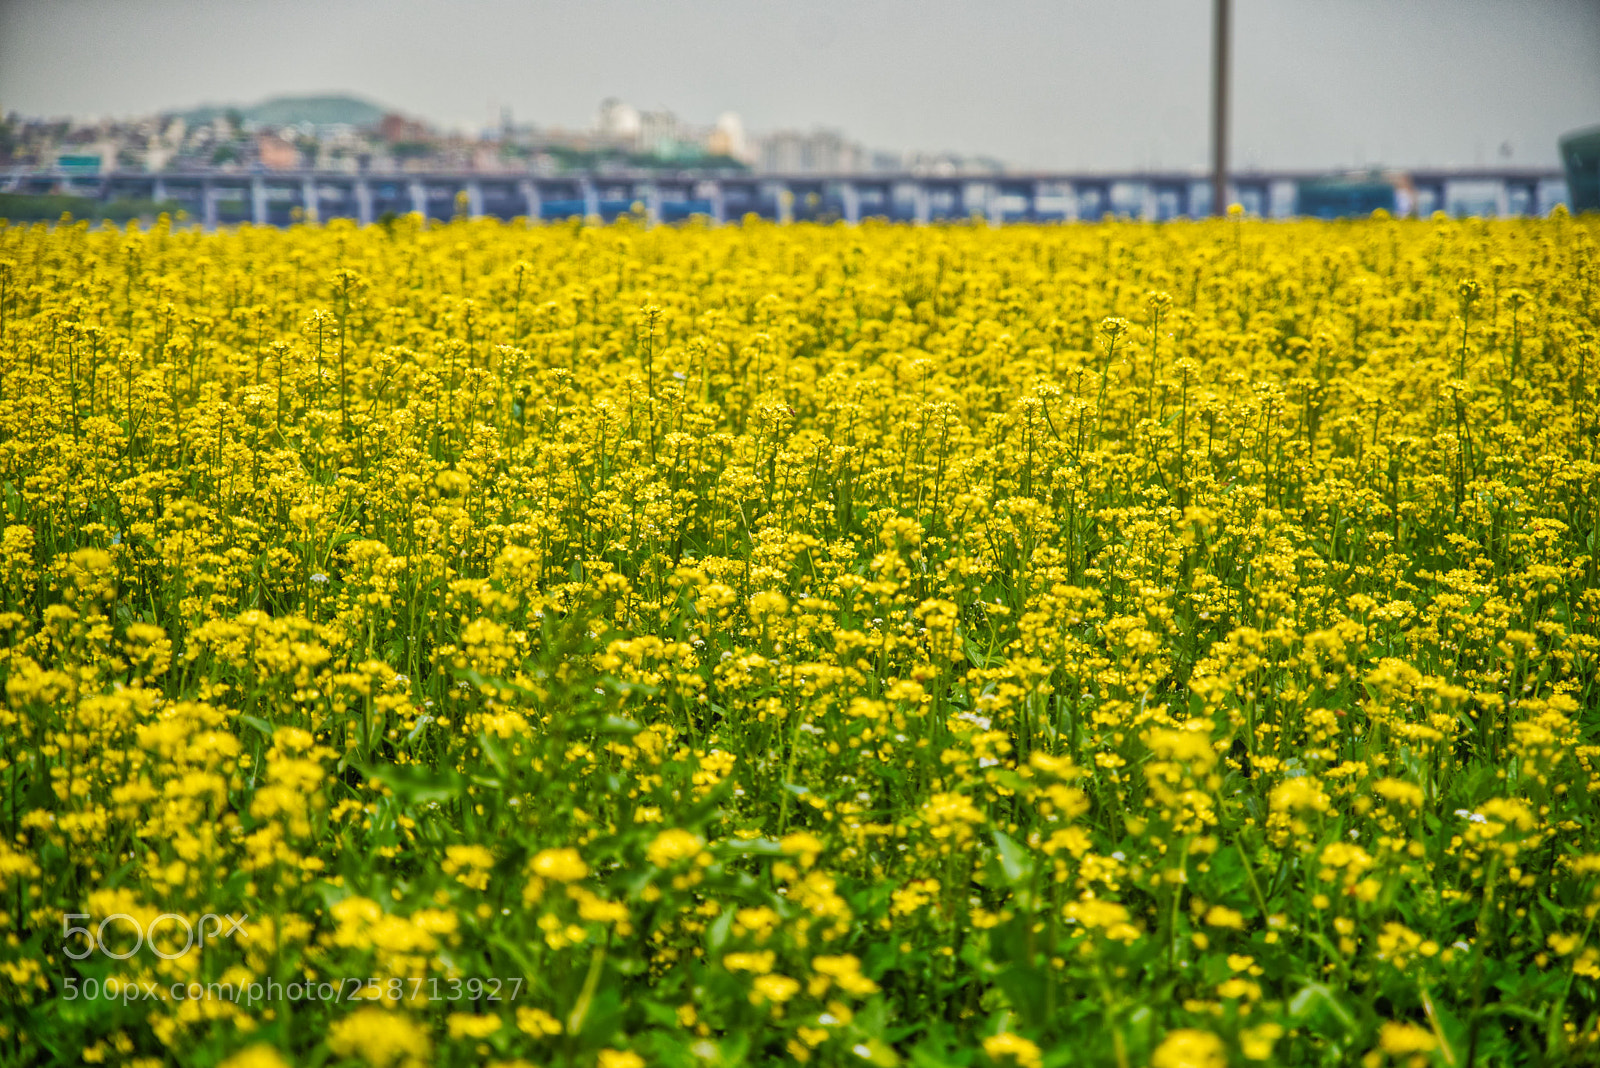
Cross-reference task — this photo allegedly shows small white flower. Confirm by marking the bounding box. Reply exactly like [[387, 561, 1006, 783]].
[[978, 757, 999, 768], [310, 572, 329, 585]]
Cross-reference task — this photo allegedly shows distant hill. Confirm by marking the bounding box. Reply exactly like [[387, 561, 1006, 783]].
[[172, 94, 388, 129]]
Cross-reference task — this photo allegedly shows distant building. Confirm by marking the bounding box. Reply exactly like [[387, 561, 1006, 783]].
[[1294, 171, 1413, 218], [1560, 125, 1600, 212], [596, 98, 641, 144], [378, 113, 433, 144], [255, 133, 301, 171], [637, 109, 679, 156], [54, 152, 103, 175], [708, 112, 749, 162], [756, 128, 863, 174]]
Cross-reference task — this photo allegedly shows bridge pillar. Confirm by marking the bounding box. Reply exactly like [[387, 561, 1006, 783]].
[[250, 176, 267, 225], [1060, 183, 1079, 222], [841, 181, 861, 225], [1073, 182, 1107, 220], [201, 178, 218, 230], [644, 183, 662, 227], [301, 177, 318, 223], [153, 177, 168, 205], [986, 184, 1003, 228], [354, 178, 373, 226], [708, 181, 726, 225], [1139, 183, 1158, 221], [912, 183, 931, 225], [466, 179, 485, 218], [520, 179, 542, 222], [1415, 181, 1447, 217], [580, 178, 600, 221], [408, 179, 427, 218], [776, 184, 794, 224]]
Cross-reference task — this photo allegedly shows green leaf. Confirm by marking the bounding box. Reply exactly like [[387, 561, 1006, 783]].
[[1288, 980, 1356, 1032], [706, 908, 734, 955], [995, 964, 1049, 1027], [990, 828, 1032, 886], [477, 731, 510, 778], [716, 837, 786, 857], [360, 762, 465, 805], [237, 713, 275, 738]]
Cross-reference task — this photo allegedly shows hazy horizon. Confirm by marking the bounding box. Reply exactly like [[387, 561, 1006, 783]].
[[2, 0, 1596, 171]]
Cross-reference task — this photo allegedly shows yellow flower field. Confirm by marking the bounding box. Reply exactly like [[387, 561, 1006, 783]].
[[0, 209, 1597, 1066]]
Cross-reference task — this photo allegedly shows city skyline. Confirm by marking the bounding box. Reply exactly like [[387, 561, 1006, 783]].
[[2, 0, 1597, 171]]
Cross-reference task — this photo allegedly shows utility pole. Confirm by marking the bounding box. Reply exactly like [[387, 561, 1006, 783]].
[[1212, 0, 1230, 215]]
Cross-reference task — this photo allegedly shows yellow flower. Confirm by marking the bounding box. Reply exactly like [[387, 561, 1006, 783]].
[[780, 830, 825, 866], [752, 973, 801, 1004], [516, 1007, 563, 1036], [811, 954, 879, 996], [597, 1051, 645, 1068], [442, 843, 495, 890], [1377, 1022, 1436, 1056], [446, 1013, 502, 1038], [531, 847, 589, 882], [724, 951, 776, 974], [327, 1007, 431, 1068], [1240, 1023, 1283, 1061], [218, 1046, 292, 1068], [647, 828, 706, 867], [1151, 1029, 1226, 1068], [982, 1033, 1042, 1068]]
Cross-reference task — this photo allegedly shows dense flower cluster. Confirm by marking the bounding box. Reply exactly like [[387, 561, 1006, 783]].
[[1, 208, 1598, 1066]]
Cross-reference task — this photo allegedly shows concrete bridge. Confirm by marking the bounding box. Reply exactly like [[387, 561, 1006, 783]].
[[3, 166, 1568, 226]]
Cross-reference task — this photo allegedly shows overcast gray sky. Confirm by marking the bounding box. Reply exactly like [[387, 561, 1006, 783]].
[[1, 0, 1595, 170]]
